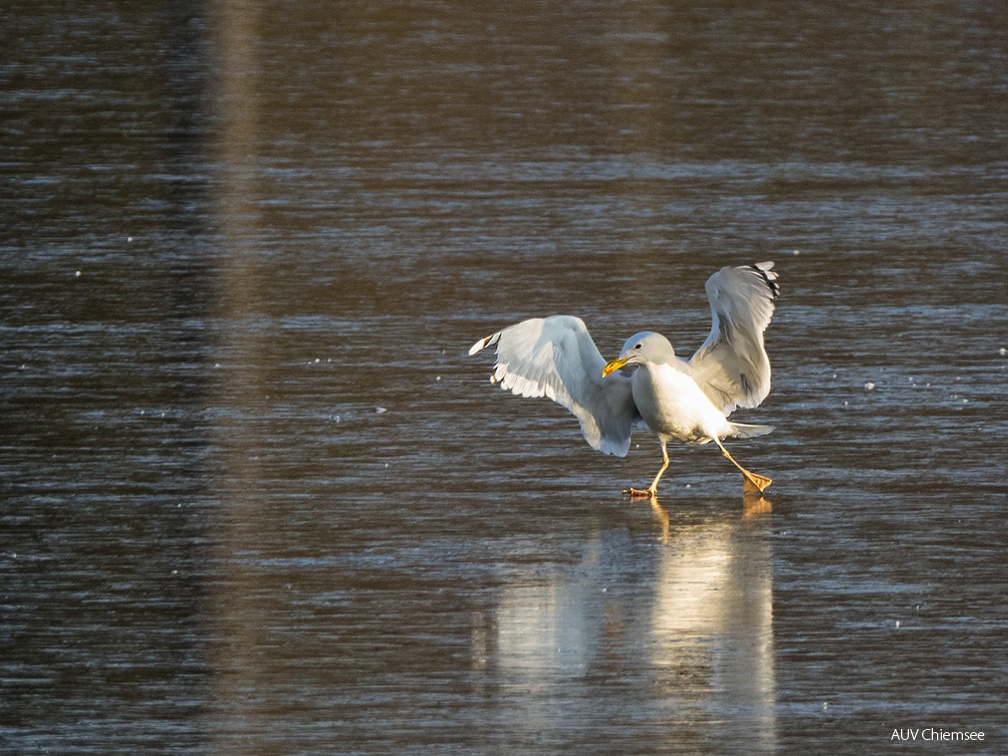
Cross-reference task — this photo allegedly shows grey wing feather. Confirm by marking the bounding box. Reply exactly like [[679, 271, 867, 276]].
[[469, 315, 637, 456], [689, 261, 780, 415]]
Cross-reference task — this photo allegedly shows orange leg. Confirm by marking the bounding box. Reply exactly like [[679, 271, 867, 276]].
[[712, 437, 771, 494], [625, 441, 669, 498]]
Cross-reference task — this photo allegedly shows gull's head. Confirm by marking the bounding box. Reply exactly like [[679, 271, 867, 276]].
[[602, 331, 675, 377]]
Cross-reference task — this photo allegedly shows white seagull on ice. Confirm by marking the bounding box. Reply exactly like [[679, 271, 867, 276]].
[[468, 262, 780, 497]]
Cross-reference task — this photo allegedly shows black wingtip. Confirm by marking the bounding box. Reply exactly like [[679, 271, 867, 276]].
[[750, 263, 780, 299]]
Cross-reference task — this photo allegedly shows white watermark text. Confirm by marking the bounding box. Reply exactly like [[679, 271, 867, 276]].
[[891, 728, 984, 742]]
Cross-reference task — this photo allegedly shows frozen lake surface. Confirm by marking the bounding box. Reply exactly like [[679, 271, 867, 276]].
[[3, 2, 1007, 753]]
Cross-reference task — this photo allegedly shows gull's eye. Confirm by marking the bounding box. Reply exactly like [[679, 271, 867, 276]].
[[634, 343, 642, 350]]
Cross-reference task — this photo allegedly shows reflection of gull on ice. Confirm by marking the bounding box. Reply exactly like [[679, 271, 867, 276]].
[[496, 580, 601, 678], [649, 518, 775, 741], [489, 513, 776, 747]]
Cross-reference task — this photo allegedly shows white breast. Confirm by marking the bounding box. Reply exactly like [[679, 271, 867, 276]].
[[632, 362, 730, 444]]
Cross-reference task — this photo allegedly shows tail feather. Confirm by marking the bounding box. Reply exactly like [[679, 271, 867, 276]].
[[727, 421, 774, 439]]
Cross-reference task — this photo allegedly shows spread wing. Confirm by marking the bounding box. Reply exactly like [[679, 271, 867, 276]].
[[469, 315, 638, 456], [689, 261, 780, 415]]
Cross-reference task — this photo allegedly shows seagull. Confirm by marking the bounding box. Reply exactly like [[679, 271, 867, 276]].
[[468, 261, 780, 497]]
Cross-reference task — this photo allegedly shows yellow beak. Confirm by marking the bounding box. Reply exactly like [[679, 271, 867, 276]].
[[602, 356, 629, 378]]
